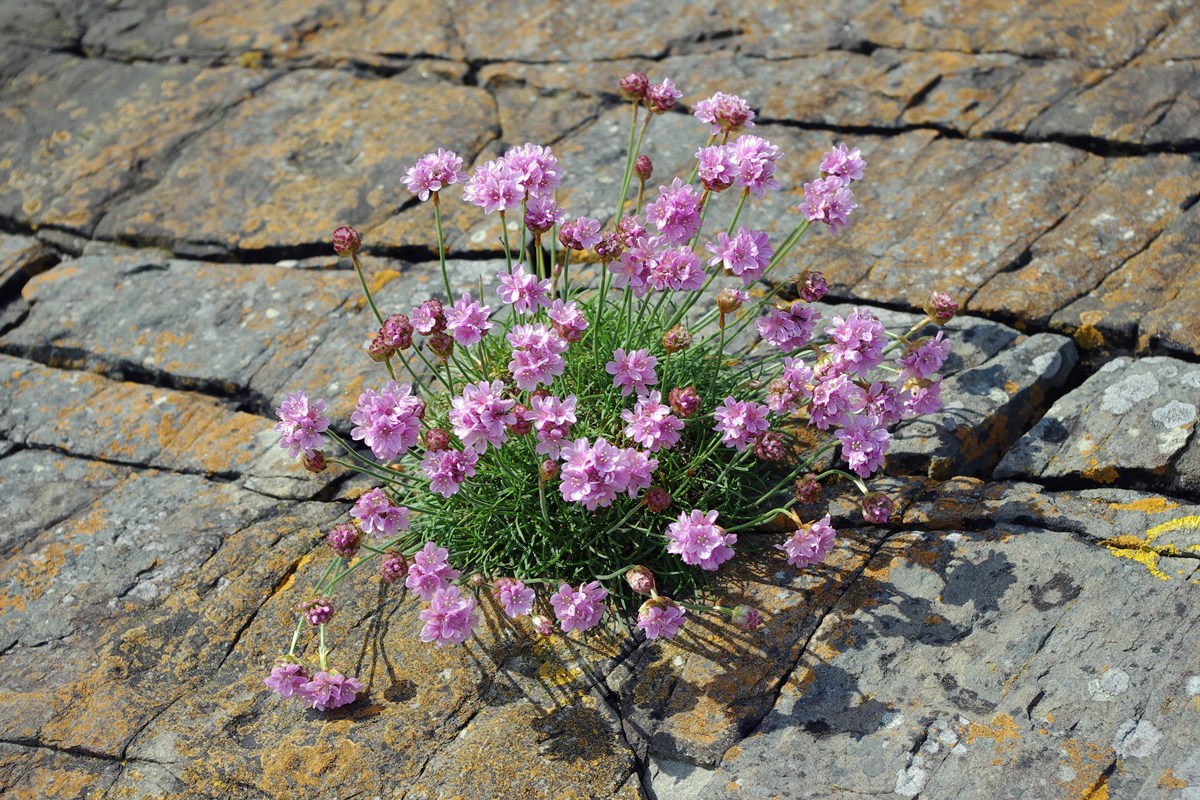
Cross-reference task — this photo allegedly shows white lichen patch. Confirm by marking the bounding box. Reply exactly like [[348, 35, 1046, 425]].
[[1153, 401, 1197, 453], [1113, 719, 1163, 758], [894, 764, 928, 797], [1030, 351, 1061, 376], [1186, 675, 1200, 696], [1088, 667, 1130, 701], [1181, 370, 1200, 389], [1101, 371, 1160, 415]]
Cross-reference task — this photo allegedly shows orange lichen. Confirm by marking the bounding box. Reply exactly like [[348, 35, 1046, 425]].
[[1110, 497, 1179, 513], [964, 713, 1021, 765], [1055, 738, 1116, 800], [1157, 770, 1187, 790]]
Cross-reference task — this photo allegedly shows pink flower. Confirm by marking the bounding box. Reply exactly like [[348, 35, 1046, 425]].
[[861, 492, 894, 524], [549, 581, 608, 632], [706, 228, 772, 285], [645, 177, 702, 244], [493, 578, 536, 618], [449, 379, 517, 453], [622, 390, 684, 452], [351, 488, 411, 538], [728, 135, 781, 198], [463, 158, 524, 214], [503, 143, 562, 199], [610, 236, 656, 296], [299, 670, 364, 711], [558, 437, 657, 510], [525, 193, 565, 234], [275, 391, 330, 459], [606, 348, 658, 397], [350, 381, 425, 461], [820, 143, 866, 183], [558, 217, 603, 251], [835, 413, 890, 478], [403, 148, 464, 201], [777, 514, 837, 567], [712, 397, 771, 451], [406, 541, 462, 601], [326, 522, 361, 557], [497, 263, 551, 314], [800, 175, 857, 236], [648, 244, 704, 292], [644, 78, 681, 114], [531, 393, 577, 459], [419, 585, 480, 647], [692, 91, 756, 134], [411, 298, 446, 335], [897, 332, 950, 381], [903, 379, 942, 416], [546, 299, 589, 343], [445, 292, 492, 346], [507, 324, 568, 391], [265, 661, 309, 698], [420, 448, 479, 498], [824, 307, 886, 376], [808, 367, 862, 431], [757, 301, 820, 352], [637, 597, 687, 640], [665, 509, 736, 571], [695, 145, 737, 192]]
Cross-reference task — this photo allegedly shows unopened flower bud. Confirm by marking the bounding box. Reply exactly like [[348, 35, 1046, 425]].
[[367, 333, 395, 362], [716, 287, 745, 314], [530, 615, 555, 636], [794, 473, 822, 504], [378, 551, 408, 584], [379, 313, 414, 351], [925, 291, 958, 324], [798, 271, 828, 303], [619, 71, 649, 101], [326, 522, 361, 558], [539, 459, 559, 483], [300, 596, 335, 626], [634, 155, 653, 182], [594, 232, 625, 263], [302, 450, 327, 473], [644, 486, 672, 514], [662, 325, 693, 354], [423, 427, 451, 451], [669, 386, 701, 419], [754, 431, 787, 463], [645, 79, 681, 114], [625, 565, 657, 596], [469, 573, 486, 589], [861, 492, 895, 525], [332, 226, 361, 257], [730, 604, 763, 631], [427, 331, 454, 361]]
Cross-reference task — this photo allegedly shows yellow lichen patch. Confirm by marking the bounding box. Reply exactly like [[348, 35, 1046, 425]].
[[1100, 535, 1173, 580], [8, 766, 101, 800], [1110, 497, 1179, 514], [1055, 738, 1116, 800], [1081, 461, 1119, 484], [276, 549, 322, 596], [1074, 311, 1106, 350], [538, 660, 584, 687], [1157, 770, 1187, 790], [1145, 515, 1200, 540], [260, 726, 367, 793], [964, 713, 1021, 765]]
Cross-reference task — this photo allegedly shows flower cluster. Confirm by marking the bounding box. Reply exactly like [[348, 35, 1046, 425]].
[[266, 74, 956, 711]]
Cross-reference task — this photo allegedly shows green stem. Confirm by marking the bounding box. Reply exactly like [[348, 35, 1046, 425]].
[[433, 193, 452, 299], [352, 253, 385, 326]]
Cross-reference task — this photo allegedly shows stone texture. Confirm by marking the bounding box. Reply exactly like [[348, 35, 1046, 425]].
[[95, 70, 498, 255], [0, 54, 269, 234], [0, 234, 56, 299], [996, 356, 1200, 497]]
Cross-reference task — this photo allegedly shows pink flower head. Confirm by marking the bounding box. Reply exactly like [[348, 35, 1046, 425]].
[[799, 270, 829, 302], [645, 177, 702, 244], [637, 597, 687, 640], [332, 226, 361, 257], [557, 438, 658, 510], [419, 585, 480, 647], [299, 670, 363, 711], [549, 581, 608, 632], [862, 492, 894, 524], [265, 661, 309, 698], [728, 135, 781, 198], [403, 148, 464, 201], [824, 307, 886, 376], [503, 143, 562, 199], [326, 522, 361, 557], [903, 379, 942, 416], [669, 386, 701, 418], [835, 413, 891, 478], [531, 393, 577, 459], [757, 301, 820, 353], [695, 144, 737, 192], [648, 244, 704, 292], [615, 214, 647, 247], [820, 143, 866, 183], [275, 391, 330, 459], [350, 381, 425, 461], [712, 397, 771, 451], [450, 379, 517, 453], [445, 292, 492, 346], [300, 597, 334, 626], [897, 331, 950, 381], [925, 291, 959, 324], [493, 578, 536, 619], [765, 356, 813, 415], [693, 92, 756, 135], [606, 348, 659, 397], [463, 158, 524, 214], [620, 71, 649, 101], [524, 192, 565, 234], [800, 175, 857, 236], [507, 323, 568, 391], [420, 447, 479, 498], [665, 509, 736, 571], [497, 262, 551, 314], [546, 299, 589, 343], [610, 236, 656, 297], [706, 227, 772, 285], [854, 381, 903, 426], [412, 298, 446, 335], [406, 541, 462, 601], [351, 487, 411, 538], [558, 217, 603, 251], [730, 604, 763, 631], [622, 390, 684, 452], [807, 367, 862, 430], [644, 78, 681, 114], [777, 514, 837, 567]]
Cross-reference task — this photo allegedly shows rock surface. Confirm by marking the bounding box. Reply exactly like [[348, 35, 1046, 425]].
[[1, 1, 1198, 798]]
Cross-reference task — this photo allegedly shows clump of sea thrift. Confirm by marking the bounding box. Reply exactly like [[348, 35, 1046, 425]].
[[266, 76, 956, 711]]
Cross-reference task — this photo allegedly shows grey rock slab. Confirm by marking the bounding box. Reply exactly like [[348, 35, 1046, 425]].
[[995, 356, 1200, 495], [1, 251, 363, 404], [654, 517, 1200, 799], [0, 233, 57, 298], [889, 332, 1079, 479]]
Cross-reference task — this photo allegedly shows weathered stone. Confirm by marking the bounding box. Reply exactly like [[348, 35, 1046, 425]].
[[0, 54, 269, 234], [971, 154, 1198, 329], [996, 356, 1200, 496], [2, 251, 365, 403], [0, 354, 338, 499], [0, 234, 56, 299], [0, 742, 121, 800], [1051, 201, 1200, 357], [653, 487, 1200, 798], [95, 70, 498, 254]]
